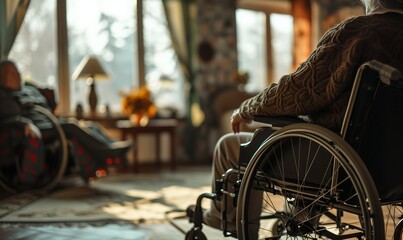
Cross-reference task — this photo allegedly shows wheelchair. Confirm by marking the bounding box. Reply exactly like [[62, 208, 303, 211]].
[[186, 60, 403, 240], [0, 104, 68, 193], [0, 85, 131, 193]]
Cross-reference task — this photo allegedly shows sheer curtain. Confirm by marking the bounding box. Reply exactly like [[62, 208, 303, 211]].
[[162, 0, 197, 118]]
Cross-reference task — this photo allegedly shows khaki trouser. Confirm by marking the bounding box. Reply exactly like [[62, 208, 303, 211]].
[[205, 132, 254, 230]]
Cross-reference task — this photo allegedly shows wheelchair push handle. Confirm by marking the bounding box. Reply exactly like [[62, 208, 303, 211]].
[[367, 60, 403, 87]]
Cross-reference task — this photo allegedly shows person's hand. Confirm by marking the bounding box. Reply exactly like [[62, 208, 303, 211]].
[[231, 108, 249, 133], [24, 123, 42, 139]]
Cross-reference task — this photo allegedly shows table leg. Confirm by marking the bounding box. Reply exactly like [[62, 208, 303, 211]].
[[120, 131, 133, 172], [156, 133, 161, 169], [170, 129, 176, 171], [132, 133, 139, 173]]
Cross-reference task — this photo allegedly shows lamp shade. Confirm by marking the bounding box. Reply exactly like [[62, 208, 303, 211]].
[[72, 56, 110, 80]]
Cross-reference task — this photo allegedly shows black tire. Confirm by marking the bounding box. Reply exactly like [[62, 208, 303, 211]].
[[185, 228, 207, 240], [236, 123, 384, 240], [394, 218, 403, 240]]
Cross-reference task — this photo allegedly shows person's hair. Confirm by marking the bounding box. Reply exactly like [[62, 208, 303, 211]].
[[361, 0, 403, 13], [0, 60, 17, 86], [379, 0, 403, 10]]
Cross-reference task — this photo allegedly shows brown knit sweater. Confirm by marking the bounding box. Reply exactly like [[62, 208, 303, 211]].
[[239, 12, 403, 132]]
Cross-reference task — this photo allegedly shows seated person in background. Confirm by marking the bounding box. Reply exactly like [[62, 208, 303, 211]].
[[0, 62, 45, 187], [0, 60, 131, 184], [189, 0, 403, 233]]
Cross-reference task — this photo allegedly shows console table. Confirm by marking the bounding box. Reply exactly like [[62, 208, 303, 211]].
[[115, 119, 178, 172]]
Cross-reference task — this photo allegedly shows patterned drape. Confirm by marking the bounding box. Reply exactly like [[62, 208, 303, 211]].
[[0, 0, 30, 58], [162, 0, 197, 119]]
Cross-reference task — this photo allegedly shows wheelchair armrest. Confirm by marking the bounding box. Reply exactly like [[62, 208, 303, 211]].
[[239, 127, 275, 168], [252, 115, 305, 128], [239, 116, 306, 167]]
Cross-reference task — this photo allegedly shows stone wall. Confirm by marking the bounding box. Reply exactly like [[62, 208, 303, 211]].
[[192, 0, 239, 162], [196, 0, 238, 97]]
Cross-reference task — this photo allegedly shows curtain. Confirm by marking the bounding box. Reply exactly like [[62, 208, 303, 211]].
[[162, 0, 197, 120], [0, 0, 31, 58]]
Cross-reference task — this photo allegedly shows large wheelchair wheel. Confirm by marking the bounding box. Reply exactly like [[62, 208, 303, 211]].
[[0, 105, 68, 193], [236, 123, 384, 240]]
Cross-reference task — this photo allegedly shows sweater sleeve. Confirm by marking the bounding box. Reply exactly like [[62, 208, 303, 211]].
[[239, 18, 360, 121]]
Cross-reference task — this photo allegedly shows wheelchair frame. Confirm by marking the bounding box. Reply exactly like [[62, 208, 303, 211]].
[[185, 60, 403, 240]]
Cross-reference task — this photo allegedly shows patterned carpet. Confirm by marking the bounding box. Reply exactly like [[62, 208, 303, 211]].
[[0, 167, 216, 240]]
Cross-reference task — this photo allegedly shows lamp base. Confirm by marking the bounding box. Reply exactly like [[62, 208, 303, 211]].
[[88, 80, 98, 114]]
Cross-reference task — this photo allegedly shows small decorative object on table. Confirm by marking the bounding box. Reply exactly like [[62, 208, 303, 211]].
[[75, 103, 84, 118], [121, 86, 157, 126]]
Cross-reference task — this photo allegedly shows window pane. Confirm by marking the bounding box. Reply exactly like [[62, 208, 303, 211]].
[[236, 9, 267, 92], [270, 13, 293, 82], [9, 0, 57, 91], [67, 0, 137, 114], [143, 1, 186, 117], [236, 10, 293, 91]]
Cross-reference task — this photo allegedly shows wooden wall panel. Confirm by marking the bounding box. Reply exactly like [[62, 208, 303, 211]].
[[292, 0, 312, 70]]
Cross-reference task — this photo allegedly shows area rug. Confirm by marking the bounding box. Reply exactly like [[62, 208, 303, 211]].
[[0, 168, 211, 224], [0, 223, 154, 240]]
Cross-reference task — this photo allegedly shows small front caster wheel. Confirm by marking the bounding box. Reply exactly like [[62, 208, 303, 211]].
[[185, 228, 207, 240]]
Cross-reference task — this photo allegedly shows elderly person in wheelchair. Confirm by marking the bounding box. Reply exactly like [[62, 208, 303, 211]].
[[0, 60, 131, 193], [185, 0, 403, 239]]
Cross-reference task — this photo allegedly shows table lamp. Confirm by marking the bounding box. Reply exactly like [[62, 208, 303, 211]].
[[73, 56, 109, 114]]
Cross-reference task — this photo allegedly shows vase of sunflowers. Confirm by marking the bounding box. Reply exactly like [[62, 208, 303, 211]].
[[121, 86, 157, 126]]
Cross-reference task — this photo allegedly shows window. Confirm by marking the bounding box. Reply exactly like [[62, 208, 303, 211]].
[[143, 0, 186, 117], [270, 13, 293, 82], [236, 10, 293, 92], [67, 0, 137, 114], [9, 0, 57, 91], [9, 0, 185, 117], [236, 9, 267, 92]]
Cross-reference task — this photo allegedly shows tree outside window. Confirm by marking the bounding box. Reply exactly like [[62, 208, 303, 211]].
[[9, 0, 186, 117]]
